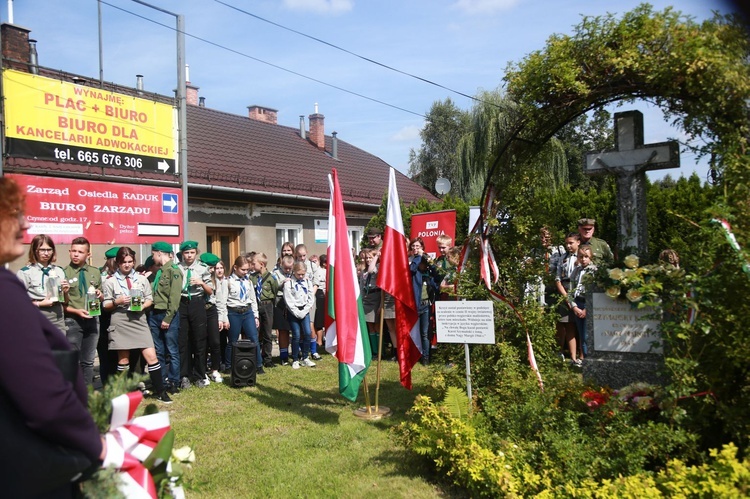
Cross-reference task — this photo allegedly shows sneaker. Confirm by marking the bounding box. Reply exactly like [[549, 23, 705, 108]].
[[263, 361, 276, 369], [281, 359, 290, 366], [180, 377, 192, 390], [156, 391, 173, 404], [211, 371, 223, 383], [559, 353, 566, 362], [292, 361, 301, 370], [195, 378, 210, 388], [311, 353, 322, 361], [302, 357, 316, 368], [167, 382, 180, 395], [571, 359, 583, 368]]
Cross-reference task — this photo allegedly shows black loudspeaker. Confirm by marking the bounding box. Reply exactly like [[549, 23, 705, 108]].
[[231, 340, 257, 387]]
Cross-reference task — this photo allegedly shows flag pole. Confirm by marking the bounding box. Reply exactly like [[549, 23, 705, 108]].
[[361, 374, 372, 414], [374, 290, 386, 411]]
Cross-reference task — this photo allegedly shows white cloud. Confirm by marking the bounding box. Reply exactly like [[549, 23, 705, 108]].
[[452, 0, 519, 15], [283, 0, 354, 14], [391, 125, 422, 142]]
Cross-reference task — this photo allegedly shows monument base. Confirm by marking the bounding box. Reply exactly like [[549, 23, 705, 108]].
[[582, 353, 665, 389]]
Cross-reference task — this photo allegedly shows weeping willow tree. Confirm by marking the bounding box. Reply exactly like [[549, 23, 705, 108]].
[[457, 90, 569, 202]]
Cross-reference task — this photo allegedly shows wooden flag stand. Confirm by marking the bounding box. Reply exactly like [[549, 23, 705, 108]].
[[354, 291, 392, 420]]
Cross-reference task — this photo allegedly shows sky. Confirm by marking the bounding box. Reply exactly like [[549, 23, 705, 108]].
[[4, 0, 741, 188]]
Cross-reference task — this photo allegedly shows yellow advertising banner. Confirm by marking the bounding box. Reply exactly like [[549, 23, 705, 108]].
[[3, 69, 177, 173]]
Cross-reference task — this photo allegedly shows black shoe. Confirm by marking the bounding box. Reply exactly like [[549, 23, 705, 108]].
[[420, 357, 429, 366], [167, 382, 180, 395], [263, 361, 276, 369], [257, 366, 266, 375], [156, 391, 173, 404]]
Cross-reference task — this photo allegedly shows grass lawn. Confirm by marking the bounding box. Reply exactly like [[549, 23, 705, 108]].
[[167, 354, 454, 498]]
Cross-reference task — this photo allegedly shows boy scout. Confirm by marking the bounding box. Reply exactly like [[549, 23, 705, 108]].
[[63, 237, 102, 387], [250, 252, 280, 368], [148, 242, 183, 394], [177, 240, 213, 388]]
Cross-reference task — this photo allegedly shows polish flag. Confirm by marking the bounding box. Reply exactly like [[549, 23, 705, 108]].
[[377, 168, 421, 389]]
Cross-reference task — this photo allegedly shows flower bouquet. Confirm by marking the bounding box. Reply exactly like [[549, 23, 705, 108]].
[[81, 373, 193, 498], [590, 254, 685, 307]]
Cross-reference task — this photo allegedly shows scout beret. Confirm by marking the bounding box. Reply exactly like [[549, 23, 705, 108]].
[[366, 226, 383, 236], [577, 218, 596, 226], [143, 256, 155, 268], [105, 247, 120, 259], [199, 252, 220, 266], [180, 240, 199, 251], [152, 241, 173, 253]]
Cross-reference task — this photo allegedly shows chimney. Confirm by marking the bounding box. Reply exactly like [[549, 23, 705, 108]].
[[1, 23, 32, 72], [247, 105, 278, 124], [136, 74, 144, 95], [186, 82, 199, 106], [331, 131, 338, 160], [199, 96, 205, 108], [28, 39, 38, 74], [308, 103, 325, 150], [299, 115, 305, 139]]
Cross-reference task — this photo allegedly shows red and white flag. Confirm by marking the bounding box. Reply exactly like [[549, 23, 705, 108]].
[[377, 168, 422, 389], [324, 169, 371, 401]]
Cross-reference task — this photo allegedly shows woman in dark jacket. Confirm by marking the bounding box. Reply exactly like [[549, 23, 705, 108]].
[[0, 177, 105, 497]]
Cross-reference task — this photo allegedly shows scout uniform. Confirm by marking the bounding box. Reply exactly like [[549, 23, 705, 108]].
[[103, 264, 170, 402], [148, 241, 183, 390], [97, 246, 119, 386], [250, 267, 280, 367], [199, 252, 224, 380], [63, 256, 103, 387], [225, 266, 261, 371], [177, 241, 213, 388], [17, 262, 67, 333]]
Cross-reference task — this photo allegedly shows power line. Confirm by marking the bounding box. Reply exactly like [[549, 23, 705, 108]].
[[100, 0, 427, 118], [212, 0, 483, 105]]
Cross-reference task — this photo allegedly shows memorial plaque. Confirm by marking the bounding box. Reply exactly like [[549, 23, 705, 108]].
[[592, 293, 662, 354], [435, 301, 495, 344]]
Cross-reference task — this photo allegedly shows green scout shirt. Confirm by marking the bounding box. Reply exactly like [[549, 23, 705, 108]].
[[250, 270, 280, 302], [151, 263, 183, 325], [63, 263, 102, 310], [585, 236, 614, 265]]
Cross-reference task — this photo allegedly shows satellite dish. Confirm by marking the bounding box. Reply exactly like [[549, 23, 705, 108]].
[[435, 178, 451, 195]]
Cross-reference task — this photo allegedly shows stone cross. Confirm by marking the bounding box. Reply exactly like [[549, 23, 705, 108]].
[[584, 111, 680, 259]]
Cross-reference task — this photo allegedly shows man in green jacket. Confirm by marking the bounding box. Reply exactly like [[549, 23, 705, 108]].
[[148, 241, 183, 394], [577, 217, 613, 265]]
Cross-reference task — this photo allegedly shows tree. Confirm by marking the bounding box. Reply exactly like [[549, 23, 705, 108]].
[[408, 98, 471, 197]]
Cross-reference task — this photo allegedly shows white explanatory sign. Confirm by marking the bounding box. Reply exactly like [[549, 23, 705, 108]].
[[435, 301, 495, 344], [592, 293, 662, 354]]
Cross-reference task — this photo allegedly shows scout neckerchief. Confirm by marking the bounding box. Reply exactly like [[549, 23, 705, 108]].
[[295, 278, 307, 295], [152, 268, 162, 292]]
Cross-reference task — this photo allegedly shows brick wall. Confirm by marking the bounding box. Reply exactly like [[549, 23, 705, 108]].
[[308, 113, 324, 149], [1, 23, 32, 72]]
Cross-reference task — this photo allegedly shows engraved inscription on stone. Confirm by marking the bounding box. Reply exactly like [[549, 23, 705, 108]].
[[592, 293, 662, 354]]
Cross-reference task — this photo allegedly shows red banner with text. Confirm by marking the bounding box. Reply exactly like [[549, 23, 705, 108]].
[[410, 209, 456, 259], [9, 174, 181, 245]]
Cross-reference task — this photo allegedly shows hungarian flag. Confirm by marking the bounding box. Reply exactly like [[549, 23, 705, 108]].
[[324, 169, 371, 401], [377, 168, 422, 389]]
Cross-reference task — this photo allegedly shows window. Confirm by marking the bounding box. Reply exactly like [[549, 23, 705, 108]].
[[206, 228, 241, 267], [275, 224, 303, 258], [348, 226, 364, 253]]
